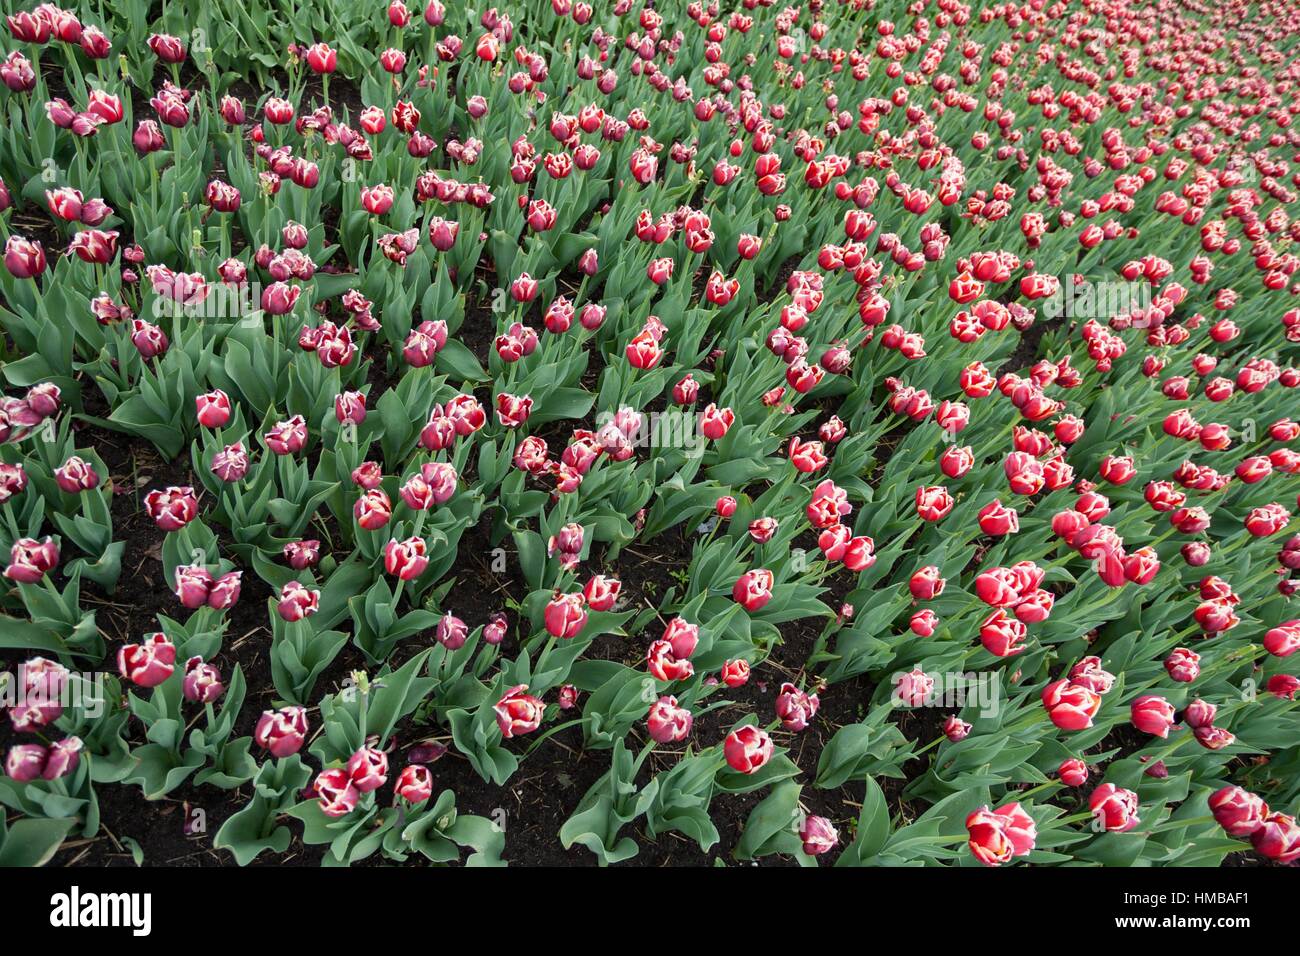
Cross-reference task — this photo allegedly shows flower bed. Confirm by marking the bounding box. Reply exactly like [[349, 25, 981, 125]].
[[0, 0, 1298, 868]]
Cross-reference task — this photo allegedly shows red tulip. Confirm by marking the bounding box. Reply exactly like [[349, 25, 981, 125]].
[[118, 633, 177, 688], [1089, 783, 1140, 832], [544, 592, 587, 639], [723, 725, 773, 774], [494, 684, 543, 738], [965, 802, 1036, 866], [1041, 679, 1101, 731], [732, 568, 774, 612], [255, 706, 308, 757], [314, 768, 359, 817]]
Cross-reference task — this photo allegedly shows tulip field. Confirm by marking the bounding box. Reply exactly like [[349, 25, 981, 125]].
[[1, 0, 1299, 871]]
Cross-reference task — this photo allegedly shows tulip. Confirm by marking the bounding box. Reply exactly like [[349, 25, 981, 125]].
[[314, 768, 359, 817], [494, 684, 544, 738], [496, 392, 533, 428], [1041, 679, 1102, 730], [396, 765, 434, 803], [483, 612, 508, 645], [646, 695, 693, 743], [147, 33, 186, 63], [9, 657, 67, 731], [544, 592, 587, 638], [965, 802, 1036, 866], [118, 633, 177, 688], [384, 536, 428, 580], [42, 737, 82, 780], [915, 485, 954, 521], [207, 571, 242, 610], [0, 464, 28, 504], [626, 329, 663, 369], [5, 744, 48, 782], [1163, 647, 1201, 682], [893, 667, 934, 707], [732, 568, 774, 612], [195, 390, 231, 428], [4, 536, 59, 583], [143, 486, 198, 531], [254, 706, 308, 757], [1131, 695, 1176, 737], [354, 488, 392, 529], [719, 659, 750, 688], [182, 657, 224, 703], [1251, 812, 1300, 864], [800, 816, 839, 856], [1089, 783, 1141, 832], [130, 318, 168, 358], [174, 564, 214, 609], [212, 443, 249, 483], [1264, 621, 1300, 657], [346, 746, 389, 793], [277, 581, 319, 622], [1266, 674, 1300, 700], [436, 612, 468, 650], [583, 574, 621, 611], [979, 609, 1027, 657], [1058, 758, 1089, 787], [1194, 725, 1235, 750], [776, 683, 820, 731], [1069, 657, 1116, 695], [5, 236, 46, 279], [132, 119, 164, 153], [723, 725, 773, 774], [977, 499, 1020, 536], [909, 566, 946, 601]]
